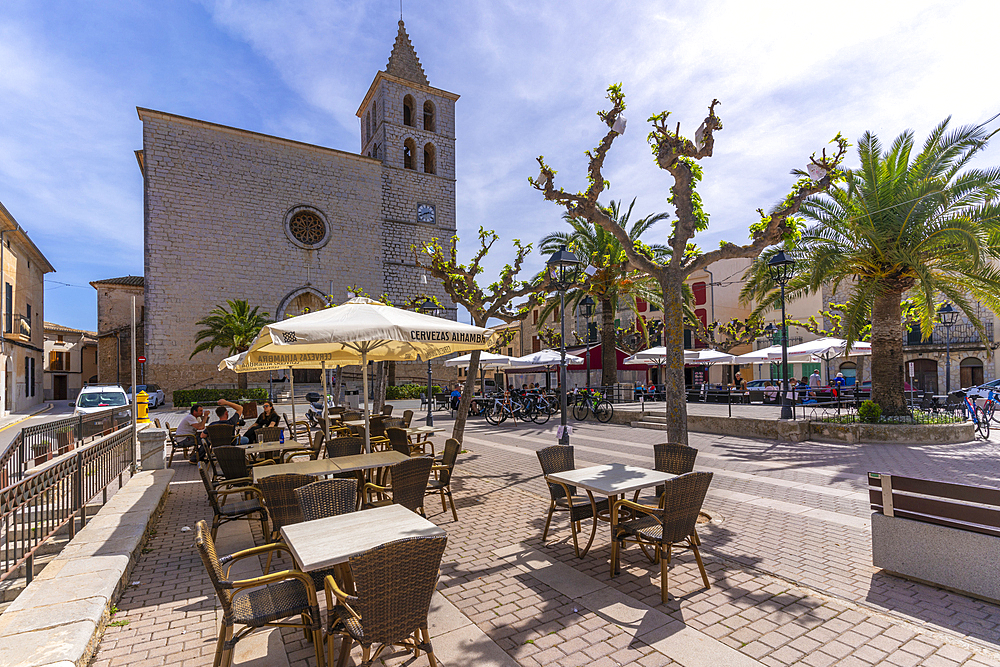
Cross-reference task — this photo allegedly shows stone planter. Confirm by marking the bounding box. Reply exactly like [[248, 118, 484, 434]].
[[57, 430, 74, 455], [32, 443, 52, 466], [809, 420, 974, 445]]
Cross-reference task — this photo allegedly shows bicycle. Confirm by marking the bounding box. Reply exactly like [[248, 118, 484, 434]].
[[984, 390, 999, 424], [521, 392, 551, 425], [484, 394, 529, 425], [572, 390, 614, 423], [960, 391, 990, 440]]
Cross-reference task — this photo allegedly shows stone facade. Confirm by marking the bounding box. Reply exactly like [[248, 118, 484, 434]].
[[0, 201, 54, 415], [138, 21, 459, 394], [91, 277, 144, 388], [42, 322, 98, 401]]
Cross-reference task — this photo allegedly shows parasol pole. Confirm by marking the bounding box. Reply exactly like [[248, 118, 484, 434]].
[[289, 366, 296, 436], [321, 360, 330, 446], [361, 350, 371, 453]]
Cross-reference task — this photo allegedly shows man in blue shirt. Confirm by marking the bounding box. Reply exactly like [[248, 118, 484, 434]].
[[212, 399, 249, 445]]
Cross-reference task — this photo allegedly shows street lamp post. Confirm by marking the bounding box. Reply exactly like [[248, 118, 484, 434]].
[[581, 295, 595, 389], [418, 298, 441, 426], [547, 245, 583, 446], [938, 303, 959, 395], [767, 251, 796, 420]]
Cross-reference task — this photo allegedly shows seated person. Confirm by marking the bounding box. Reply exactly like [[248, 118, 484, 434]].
[[244, 401, 280, 443], [178, 404, 209, 463], [796, 377, 816, 404], [450, 384, 462, 410], [212, 399, 249, 445], [763, 381, 778, 403]]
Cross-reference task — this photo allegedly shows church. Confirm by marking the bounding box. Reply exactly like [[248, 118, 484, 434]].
[[135, 21, 458, 393]]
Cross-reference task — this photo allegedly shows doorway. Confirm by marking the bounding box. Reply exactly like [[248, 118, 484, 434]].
[[960, 357, 984, 389], [53, 375, 68, 401], [910, 359, 938, 394]]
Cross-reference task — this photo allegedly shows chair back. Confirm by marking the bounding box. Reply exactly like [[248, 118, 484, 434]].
[[197, 462, 223, 514], [153, 418, 161, 428], [386, 427, 410, 456], [349, 535, 447, 645], [537, 444, 575, 500], [205, 423, 236, 448], [369, 415, 387, 438], [657, 471, 713, 544], [383, 417, 405, 430], [257, 426, 282, 443], [437, 438, 461, 485], [653, 443, 698, 476], [381, 404, 394, 416], [256, 473, 314, 536], [325, 436, 364, 458], [194, 520, 233, 609], [342, 410, 363, 422], [402, 409, 414, 428], [309, 430, 325, 459], [387, 457, 433, 513], [296, 478, 358, 521], [214, 445, 250, 481]]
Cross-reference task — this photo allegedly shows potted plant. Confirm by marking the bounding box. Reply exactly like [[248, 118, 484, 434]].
[[56, 426, 75, 454], [32, 441, 52, 466]]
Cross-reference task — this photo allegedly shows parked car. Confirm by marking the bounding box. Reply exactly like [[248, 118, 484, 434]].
[[746, 379, 774, 388], [72, 385, 131, 417], [126, 384, 165, 408]]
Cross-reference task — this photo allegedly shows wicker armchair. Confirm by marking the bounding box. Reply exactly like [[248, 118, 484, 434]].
[[283, 413, 311, 442], [205, 423, 237, 448], [537, 445, 608, 558], [352, 426, 389, 450], [197, 462, 268, 539], [611, 471, 713, 603], [382, 417, 405, 430], [386, 427, 412, 456], [427, 438, 460, 521], [634, 443, 699, 504], [194, 521, 324, 667], [165, 424, 189, 468], [256, 426, 282, 443], [325, 436, 364, 459], [381, 404, 394, 416], [363, 457, 433, 515], [325, 535, 447, 667], [342, 410, 363, 422], [402, 409, 414, 428], [214, 445, 271, 487], [296, 478, 359, 521], [256, 473, 314, 543], [283, 430, 326, 464]]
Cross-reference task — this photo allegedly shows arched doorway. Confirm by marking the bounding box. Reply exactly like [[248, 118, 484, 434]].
[[277, 287, 328, 384], [910, 359, 938, 393], [960, 357, 984, 389], [839, 361, 856, 385]]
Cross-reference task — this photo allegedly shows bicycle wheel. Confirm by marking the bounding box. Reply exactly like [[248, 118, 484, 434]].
[[976, 407, 990, 439], [531, 402, 551, 424], [572, 400, 589, 421], [484, 403, 501, 425], [594, 399, 614, 423], [545, 397, 559, 415], [985, 400, 998, 423]]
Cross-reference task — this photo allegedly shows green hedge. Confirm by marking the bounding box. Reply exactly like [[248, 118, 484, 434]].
[[386, 384, 442, 400], [172, 388, 268, 407]]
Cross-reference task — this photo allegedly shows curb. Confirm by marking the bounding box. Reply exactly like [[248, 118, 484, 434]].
[[0, 402, 53, 434]]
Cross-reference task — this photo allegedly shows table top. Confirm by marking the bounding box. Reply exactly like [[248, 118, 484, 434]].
[[251, 450, 410, 482], [281, 504, 445, 572], [546, 464, 676, 496], [342, 419, 367, 427], [405, 426, 446, 436], [241, 439, 307, 455], [331, 450, 409, 472]]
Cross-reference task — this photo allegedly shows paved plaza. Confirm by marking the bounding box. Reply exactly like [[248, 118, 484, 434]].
[[90, 407, 1000, 666]]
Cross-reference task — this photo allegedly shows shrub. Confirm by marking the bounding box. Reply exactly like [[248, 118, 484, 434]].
[[858, 400, 882, 424], [172, 388, 268, 407], [385, 384, 442, 400]]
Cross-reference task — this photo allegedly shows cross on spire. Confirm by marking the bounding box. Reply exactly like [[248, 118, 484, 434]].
[[385, 20, 428, 86]]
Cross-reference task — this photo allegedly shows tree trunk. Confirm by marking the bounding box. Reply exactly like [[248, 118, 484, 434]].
[[871, 289, 907, 415], [661, 273, 688, 444], [600, 299, 616, 388], [388, 361, 396, 388], [333, 365, 343, 406], [372, 362, 388, 412], [453, 348, 482, 443], [237, 373, 248, 390]]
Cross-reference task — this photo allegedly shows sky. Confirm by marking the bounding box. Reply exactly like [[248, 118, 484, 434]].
[[2, 0, 1000, 332]]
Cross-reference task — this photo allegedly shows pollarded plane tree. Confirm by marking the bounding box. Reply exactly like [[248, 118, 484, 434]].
[[531, 84, 847, 443], [414, 228, 550, 442]]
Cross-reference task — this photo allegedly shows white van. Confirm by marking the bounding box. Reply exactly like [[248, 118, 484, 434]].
[[72, 385, 131, 417]]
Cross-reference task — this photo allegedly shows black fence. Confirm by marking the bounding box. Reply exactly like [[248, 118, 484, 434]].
[[0, 422, 133, 584]]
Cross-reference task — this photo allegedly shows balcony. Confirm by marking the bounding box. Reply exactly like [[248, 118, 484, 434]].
[[905, 322, 993, 347], [3, 314, 30, 342]]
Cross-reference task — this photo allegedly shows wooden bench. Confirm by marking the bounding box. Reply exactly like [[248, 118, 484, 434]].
[[869, 472, 1000, 602]]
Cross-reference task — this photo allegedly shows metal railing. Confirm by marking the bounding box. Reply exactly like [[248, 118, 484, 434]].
[[0, 408, 124, 486], [0, 423, 132, 584], [906, 322, 994, 346]]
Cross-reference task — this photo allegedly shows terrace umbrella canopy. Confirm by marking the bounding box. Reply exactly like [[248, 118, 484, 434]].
[[445, 352, 516, 395], [220, 297, 495, 451]]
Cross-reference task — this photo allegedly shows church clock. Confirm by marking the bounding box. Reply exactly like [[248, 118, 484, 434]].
[[417, 203, 435, 223]]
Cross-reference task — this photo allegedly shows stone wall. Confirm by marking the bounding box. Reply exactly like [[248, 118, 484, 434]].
[[95, 284, 144, 386]]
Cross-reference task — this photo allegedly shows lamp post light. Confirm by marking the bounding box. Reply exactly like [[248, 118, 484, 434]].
[[766, 251, 796, 420], [938, 303, 959, 395], [547, 245, 583, 445], [581, 295, 595, 389], [418, 298, 441, 426]]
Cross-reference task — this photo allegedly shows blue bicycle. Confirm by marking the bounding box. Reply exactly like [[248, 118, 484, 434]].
[[959, 391, 990, 439]]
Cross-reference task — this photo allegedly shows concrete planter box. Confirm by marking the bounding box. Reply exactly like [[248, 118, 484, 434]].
[[872, 512, 1000, 604], [810, 421, 973, 444]]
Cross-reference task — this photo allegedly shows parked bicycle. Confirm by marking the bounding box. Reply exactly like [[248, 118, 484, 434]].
[[959, 391, 990, 439], [984, 390, 999, 424], [572, 389, 614, 423]]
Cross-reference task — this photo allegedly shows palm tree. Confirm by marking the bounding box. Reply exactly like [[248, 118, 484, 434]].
[[540, 199, 669, 387], [742, 119, 1000, 414], [191, 300, 272, 389]]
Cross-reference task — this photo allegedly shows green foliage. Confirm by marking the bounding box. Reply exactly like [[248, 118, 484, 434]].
[[190, 299, 271, 359], [668, 158, 710, 233], [385, 384, 442, 400], [858, 400, 883, 424], [172, 388, 268, 407]]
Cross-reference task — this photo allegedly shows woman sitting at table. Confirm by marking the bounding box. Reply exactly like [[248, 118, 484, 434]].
[[244, 401, 280, 443]]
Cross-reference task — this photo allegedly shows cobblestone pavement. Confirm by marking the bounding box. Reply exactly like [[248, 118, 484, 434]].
[[91, 409, 1000, 666]]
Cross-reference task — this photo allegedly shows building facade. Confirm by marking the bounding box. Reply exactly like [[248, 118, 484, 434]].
[[137, 22, 458, 394], [90, 276, 144, 388], [0, 202, 54, 414], [43, 322, 98, 401]]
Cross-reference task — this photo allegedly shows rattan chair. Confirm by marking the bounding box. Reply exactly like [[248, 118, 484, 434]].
[[256, 426, 282, 443], [611, 471, 713, 603], [194, 521, 324, 667], [296, 478, 359, 521], [634, 443, 699, 504], [325, 535, 447, 667], [197, 462, 268, 540], [352, 426, 389, 450], [213, 445, 268, 487], [381, 404, 394, 416], [282, 413, 311, 442], [325, 436, 364, 459], [427, 438, 460, 521], [363, 457, 433, 515], [256, 473, 314, 543], [284, 430, 326, 464], [537, 445, 608, 558], [205, 423, 237, 448], [342, 410, 363, 422], [165, 423, 189, 468], [386, 427, 413, 456], [402, 409, 414, 428], [153, 418, 162, 428], [382, 417, 405, 430]]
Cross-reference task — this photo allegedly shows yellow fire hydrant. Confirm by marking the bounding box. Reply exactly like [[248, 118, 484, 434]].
[[137, 390, 150, 423]]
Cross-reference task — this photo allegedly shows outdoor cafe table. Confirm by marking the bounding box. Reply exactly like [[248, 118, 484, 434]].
[[281, 504, 445, 573], [545, 464, 677, 555], [251, 450, 410, 484], [240, 439, 309, 457], [342, 419, 367, 427]]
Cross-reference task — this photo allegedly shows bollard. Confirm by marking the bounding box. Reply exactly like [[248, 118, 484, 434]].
[[138, 429, 166, 470], [137, 390, 150, 424]]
